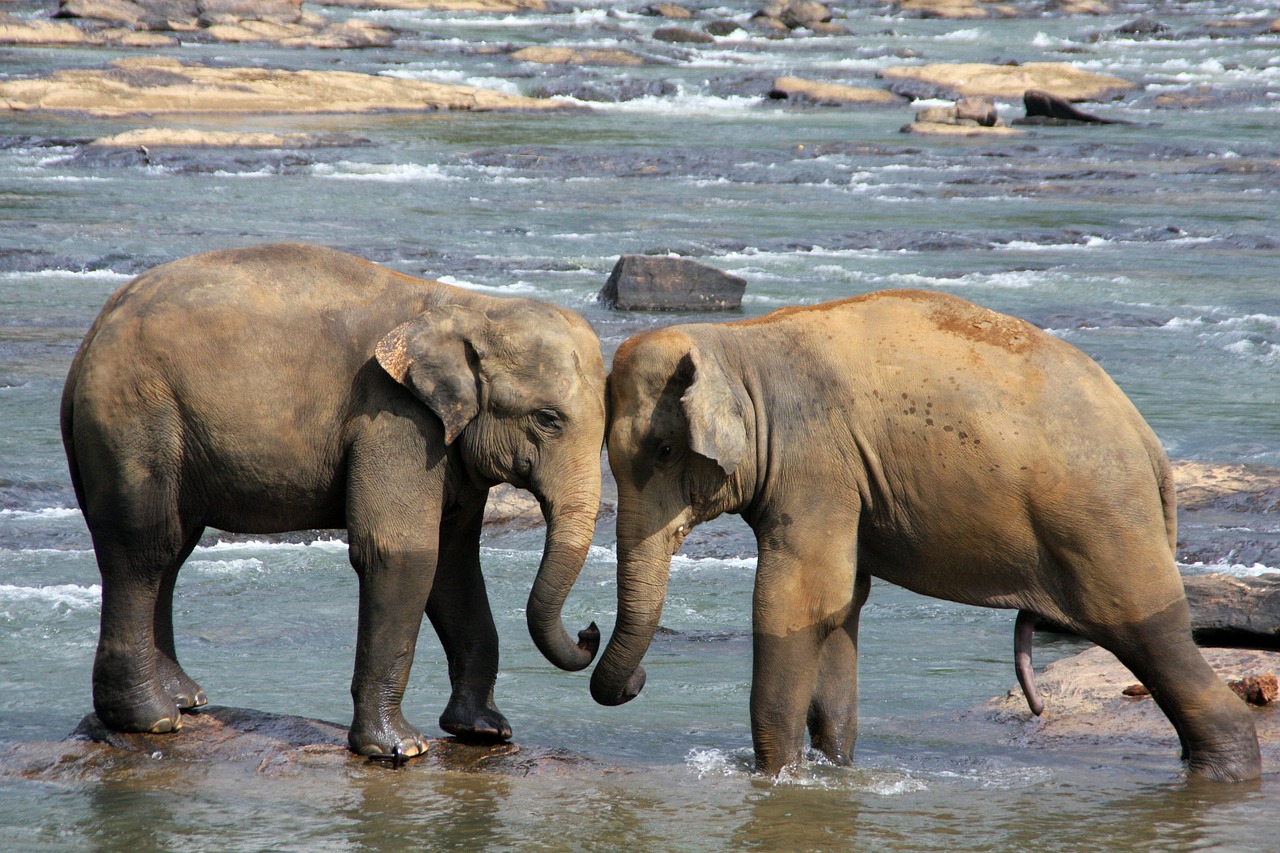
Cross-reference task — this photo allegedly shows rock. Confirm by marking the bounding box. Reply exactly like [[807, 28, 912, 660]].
[[263, 0, 546, 10], [1183, 573, 1280, 649], [891, 0, 991, 20], [1171, 460, 1280, 514], [599, 255, 746, 311], [0, 57, 572, 117], [1113, 16, 1171, 38], [901, 96, 1025, 137], [510, 46, 650, 66], [48, 0, 396, 47], [88, 128, 371, 148], [878, 62, 1138, 102], [641, 2, 694, 19], [1229, 674, 1278, 705], [483, 483, 545, 526], [772, 0, 832, 28], [1017, 88, 1132, 125], [975, 646, 1280, 764], [0, 13, 94, 44], [704, 18, 743, 36], [0, 706, 602, 783], [653, 25, 714, 44], [1048, 0, 1112, 14], [768, 76, 903, 106], [955, 95, 999, 126]]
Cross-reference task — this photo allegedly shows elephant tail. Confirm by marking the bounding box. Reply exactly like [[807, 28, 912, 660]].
[[1015, 609, 1045, 716]]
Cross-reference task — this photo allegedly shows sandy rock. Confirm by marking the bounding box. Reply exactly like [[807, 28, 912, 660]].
[[976, 646, 1280, 760], [0, 57, 571, 117], [510, 46, 650, 66], [600, 255, 746, 312], [878, 61, 1138, 102], [483, 483, 544, 526], [902, 96, 1025, 137], [768, 76, 903, 106], [642, 3, 695, 19], [88, 128, 369, 148], [0, 706, 602, 783], [892, 0, 991, 20], [0, 14, 95, 44], [902, 121, 1025, 137], [322, 0, 546, 10]]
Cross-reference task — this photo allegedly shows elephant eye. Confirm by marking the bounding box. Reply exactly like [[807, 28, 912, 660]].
[[533, 408, 563, 433], [656, 442, 674, 462]]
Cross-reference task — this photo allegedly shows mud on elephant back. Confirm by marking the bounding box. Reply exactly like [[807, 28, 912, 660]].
[[593, 289, 1262, 784], [60, 243, 607, 761]]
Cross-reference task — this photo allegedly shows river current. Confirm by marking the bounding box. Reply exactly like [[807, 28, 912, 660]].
[[2, 1, 1279, 850]]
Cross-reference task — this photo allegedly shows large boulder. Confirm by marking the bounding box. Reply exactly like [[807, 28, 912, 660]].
[[509, 46, 651, 66], [1184, 573, 1280, 648], [878, 61, 1138, 102], [0, 57, 571, 116], [599, 255, 746, 311]]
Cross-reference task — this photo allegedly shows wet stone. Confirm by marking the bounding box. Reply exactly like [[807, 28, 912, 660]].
[[599, 254, 746, 311], [0, 706, 604, 783]]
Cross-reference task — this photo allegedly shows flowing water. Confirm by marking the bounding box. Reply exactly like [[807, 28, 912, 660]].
[[2, 1, 1279, 850]]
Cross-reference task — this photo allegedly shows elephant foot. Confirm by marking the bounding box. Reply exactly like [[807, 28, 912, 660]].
[[348, 712, 429, 761], [440, 697, 513, 743], [93, 686, 183, 734], [157, 660, 207, 711]]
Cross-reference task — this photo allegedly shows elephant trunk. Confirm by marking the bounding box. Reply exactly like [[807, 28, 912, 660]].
[[590, 526, 671, 706], [526, 486, 601, 672]]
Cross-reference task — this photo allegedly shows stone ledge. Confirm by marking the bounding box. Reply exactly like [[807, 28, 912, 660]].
[[0, 56, 572, 117]]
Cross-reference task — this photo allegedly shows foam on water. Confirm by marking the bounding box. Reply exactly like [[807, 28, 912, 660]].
[[188, 558, 266, 576], [309, 161, 459, 182], [0, 507, 81, 520], [0, 582, 101, 611]]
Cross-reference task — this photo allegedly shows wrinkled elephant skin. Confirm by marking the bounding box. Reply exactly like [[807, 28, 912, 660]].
[[594, 289, 1261, 783], [62, 243, 606, 759]]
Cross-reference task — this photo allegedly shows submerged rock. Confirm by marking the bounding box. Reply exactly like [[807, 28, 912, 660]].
[[901, 96, 1026, 137], [0, 706, 601, 783], [599, 255, 746, 311], [0, 56, 572, 116], [878, 61, 1138, 102]]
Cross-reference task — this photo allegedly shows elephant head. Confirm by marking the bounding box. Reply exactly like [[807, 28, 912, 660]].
[[591, 327, 755, 705], [376, 298, 606, 672]]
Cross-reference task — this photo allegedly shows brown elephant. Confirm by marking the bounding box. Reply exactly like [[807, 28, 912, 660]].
[[592, 289, 1261, 783], [61, 243, 605, 759]]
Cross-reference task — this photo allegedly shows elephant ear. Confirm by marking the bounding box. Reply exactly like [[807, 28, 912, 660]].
[[680, 346, 748, 477], [375, 304, 485, 445]]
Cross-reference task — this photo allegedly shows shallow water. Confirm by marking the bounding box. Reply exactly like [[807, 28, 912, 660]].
[[2, 1, 1279, 849]]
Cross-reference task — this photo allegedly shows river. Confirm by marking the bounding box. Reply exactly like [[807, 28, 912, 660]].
[[2, 1, 1278, 850]]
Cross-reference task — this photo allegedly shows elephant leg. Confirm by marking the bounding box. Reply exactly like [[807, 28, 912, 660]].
[[344, 437, 447, 759], [1085, 600, 1260, 783], [428, 494, 511, 742], [90, 513, 198, 734], [152, 526, 208, 711], [750, 520, 860, 775], [807, 569, 871, 766]]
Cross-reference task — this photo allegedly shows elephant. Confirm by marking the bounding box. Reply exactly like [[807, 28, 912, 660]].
[[591, 288, 1261, 783], [61, 243, 606, 759]]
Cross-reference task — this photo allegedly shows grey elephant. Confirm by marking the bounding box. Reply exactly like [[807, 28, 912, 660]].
[[61, 243, 605, 759], [591, 289, 1261, 783]]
